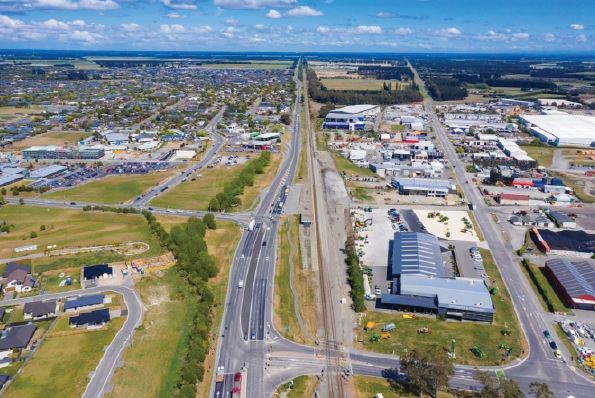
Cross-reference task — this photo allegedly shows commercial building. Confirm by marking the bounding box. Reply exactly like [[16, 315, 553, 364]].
[[544, 258, 595, 310], [548, 211, 577, 229], [30, 165, 67, 179], [323, 104, 379, 130], [381, 232, 494, 322], [23, 145, 105, 160], [497, 193, 529, 206], [520, 113, 595, 147], [390, 177, 455, 197]]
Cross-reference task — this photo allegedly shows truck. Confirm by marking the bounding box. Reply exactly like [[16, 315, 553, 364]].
[[468, 203, 477, 210], [216, 366, 225, 383], [248, 219, 256, 231]]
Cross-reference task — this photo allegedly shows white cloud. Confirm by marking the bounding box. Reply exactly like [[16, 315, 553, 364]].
[[194, 25, 213, 34], [441, 27, 461, 36], [376, 11, 395, 18], [544, 33, 555, 42], [159, 23, 186, 34], [285, 5, 322, 16], [214, 0, 296, 9], [395, 27, 413, 36], [355, 25, 382, 34], [266, 9, 281, 19], [27, 0, 119, 10], [225, 18, 240, 25], [42, 18, 69, 29], [316, 26, 329, 34], [511, 32, 529, 40], [167, 12, 187, 19], [254, 23, 265, 30], [577, 34, 587, 43], [570, 23, 584, 30], [120, 23, 140, 31], [0, 15, 25, 29], [161, 0, 197, 10], [69, 29, 103, 44]]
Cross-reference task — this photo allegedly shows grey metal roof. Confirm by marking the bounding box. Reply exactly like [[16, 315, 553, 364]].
[[24, 300, 56, 317], [546, 258, 595, 300], [391, 177, 453, 190], [0, 324, 36, 351], [400, 274, 494, 313], [391, 232, 444, 278], [30, 165, 67, 179]]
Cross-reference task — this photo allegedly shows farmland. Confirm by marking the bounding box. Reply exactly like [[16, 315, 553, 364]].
[[320, 78, 408, 91]]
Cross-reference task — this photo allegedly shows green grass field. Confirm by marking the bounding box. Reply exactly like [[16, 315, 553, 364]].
[[278, 376, 318, 398], [44, 170, 177, 205], [520, 145, 555, 168], [320, 78, 407, 91], [358, 250, 526, 366], [150, 154, 280, 211], [274, 218, 305, 343], [0, 205, 165, 261], [12, 131, 91, 150], [332, 152, 377, 178], [4, 317, 125, 398], [353, 376, 455, 398], [520, 261, 572, 313], [106, 220, 241, 398]]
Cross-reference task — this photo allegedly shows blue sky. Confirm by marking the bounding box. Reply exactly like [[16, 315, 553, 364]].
[[0, 0, 593, 52]]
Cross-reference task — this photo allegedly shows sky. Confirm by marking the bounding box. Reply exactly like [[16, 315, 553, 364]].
[[0, 0, 593, 52]]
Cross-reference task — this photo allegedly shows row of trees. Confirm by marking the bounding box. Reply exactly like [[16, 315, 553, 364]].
[[425, 77, 468, 101], [207, 151, 271, 212], [307, 69, 422, 105], [357, 66, 414, 80], [400, 345, 552, 398], [141, 210, 218, 397], [345, 235, 366, 312]]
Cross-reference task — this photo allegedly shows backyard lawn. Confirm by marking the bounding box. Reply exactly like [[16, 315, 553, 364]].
[[4, 317, 125, 398], [0, 205, 164, 261], [357, 250, 526, 366], [44, 170, 177, 204]]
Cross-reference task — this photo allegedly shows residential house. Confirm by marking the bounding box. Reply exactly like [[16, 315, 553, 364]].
[[23, 300, 58, 320], [0, 324, 36, 358], [83, 264, 113, 281], [63, 294, 105, 312], [69, 308, 110, 328], [2, 264, 35, 293]]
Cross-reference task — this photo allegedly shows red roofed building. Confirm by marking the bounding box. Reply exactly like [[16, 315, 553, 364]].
[[497, 193, 530, 205]]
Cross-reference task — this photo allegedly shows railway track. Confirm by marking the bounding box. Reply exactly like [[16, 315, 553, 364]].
[[304, 67, 346, 398]]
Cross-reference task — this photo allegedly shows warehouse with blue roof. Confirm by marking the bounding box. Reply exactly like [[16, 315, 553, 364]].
[[381, 232, 494, 322]]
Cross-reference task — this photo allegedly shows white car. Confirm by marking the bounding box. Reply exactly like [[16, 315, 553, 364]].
[[265, 257, 270, 261], [238, 280, 244, 288]]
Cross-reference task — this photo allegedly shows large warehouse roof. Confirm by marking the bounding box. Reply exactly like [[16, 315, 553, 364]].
[[546, 258, 595, 302], [521, 113, 595, 146], [400, 274, 494, 313], [331, 104, 378, 115], [391, 232, 444, 278]]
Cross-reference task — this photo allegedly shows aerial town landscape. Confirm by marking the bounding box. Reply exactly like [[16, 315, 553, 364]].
[[0, 1, 595, 398]]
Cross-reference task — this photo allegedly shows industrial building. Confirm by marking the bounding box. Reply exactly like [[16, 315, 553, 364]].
[[30, 164, 68, 179], [390, 177, 455, 197], [381, 232, 494, 322], [23, 145, 105, 160], [520, 113, 595, 147], [544, 258, 595, 310], [323, 104, 379, 130]]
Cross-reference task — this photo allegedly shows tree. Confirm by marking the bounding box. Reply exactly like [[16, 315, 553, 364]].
[[477, 371, 525, 398], [40, 225, 46, 231], [203, 213, 217, 230], [400, 345, 454, 398], [280, 112, 291, 125], [529, 382, 552, 398], [30, 231, 37, 239]]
